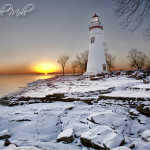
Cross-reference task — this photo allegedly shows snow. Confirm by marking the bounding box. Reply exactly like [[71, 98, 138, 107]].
[[111, 146, 131, 150], [0, 75, 150, 149], [132, 84, 150, 89], [57, 128, 73, 139], [89, 111, 126, 127], [3, 75, 150, 100], [129, 109, 139, 116], [3, 144, 41, 150], [81, 125, 124, 149], [0, 130, 10, 138], [0, 99, 149, 149], [141, 129, 150, 142]]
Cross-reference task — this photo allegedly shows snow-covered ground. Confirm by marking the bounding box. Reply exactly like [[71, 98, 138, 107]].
[[3, 75, 150, 100], [0, 75, 150, 149], [0, 100, 150, 150]]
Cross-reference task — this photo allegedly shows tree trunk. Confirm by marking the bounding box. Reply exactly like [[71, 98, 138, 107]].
[[63, 67, 64, 76]]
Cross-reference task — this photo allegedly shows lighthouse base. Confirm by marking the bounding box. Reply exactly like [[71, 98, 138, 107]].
[[83, 71, 107, 76]]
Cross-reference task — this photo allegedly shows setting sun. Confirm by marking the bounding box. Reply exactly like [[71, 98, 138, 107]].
[[33, 63, 58, 74]]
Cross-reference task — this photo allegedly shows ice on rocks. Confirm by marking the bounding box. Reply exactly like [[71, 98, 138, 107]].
[[80, 125, 124, 149]]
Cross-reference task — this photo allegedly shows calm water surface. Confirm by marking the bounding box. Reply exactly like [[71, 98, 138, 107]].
[[0, 74, 56, 97]]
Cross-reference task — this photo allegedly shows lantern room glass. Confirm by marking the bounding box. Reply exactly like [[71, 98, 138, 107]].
[[92, 17, 99, 22]]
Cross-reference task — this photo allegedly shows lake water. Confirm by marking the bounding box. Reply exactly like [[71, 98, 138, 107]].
[[0, 74, 56, 97]]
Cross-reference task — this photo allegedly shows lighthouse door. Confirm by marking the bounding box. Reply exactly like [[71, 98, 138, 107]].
[[102, 64, 106, 71]]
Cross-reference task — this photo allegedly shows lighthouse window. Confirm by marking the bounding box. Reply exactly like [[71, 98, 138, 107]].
[[91, 37, 95, 43], [102, 64, 106, 71]]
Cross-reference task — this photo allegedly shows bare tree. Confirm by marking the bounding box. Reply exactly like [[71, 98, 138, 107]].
[[128, 49, 148, 70], [76, 50, 88, 74], [115, 0, 150, 37], [104, 42, 116, 72], [71, 60, 78, 75], [57, 55, 70, 76]]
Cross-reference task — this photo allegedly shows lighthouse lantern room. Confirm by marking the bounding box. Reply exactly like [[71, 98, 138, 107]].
[[84, 13, 107, 75]]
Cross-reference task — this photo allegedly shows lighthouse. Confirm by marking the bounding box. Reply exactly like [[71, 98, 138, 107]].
[[84, 13, 107, 75]]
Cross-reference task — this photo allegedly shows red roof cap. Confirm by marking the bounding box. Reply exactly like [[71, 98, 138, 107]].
[[92, 13, 99, 18]]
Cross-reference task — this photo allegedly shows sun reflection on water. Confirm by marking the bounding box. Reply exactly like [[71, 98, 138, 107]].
[[39, 74, 55, 79]]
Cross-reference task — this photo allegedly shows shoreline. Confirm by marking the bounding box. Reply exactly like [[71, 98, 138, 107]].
[[0, 74, 150, 106]]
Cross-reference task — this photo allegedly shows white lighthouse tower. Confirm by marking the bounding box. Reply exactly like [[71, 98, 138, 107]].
[[84, 13, 107, 75]]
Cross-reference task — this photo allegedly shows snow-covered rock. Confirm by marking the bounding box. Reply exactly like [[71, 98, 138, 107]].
[[129, 109, 139, 116], [111, 146, 131, 150], [143, 79, 149, 84], [3, 144, 41, 150], [80, 125, 124, 149], [0, 129, 11, 139], [137, 102, 150, 116], [90, 111, 126, 127], [141, 129, 150, 142], [57, 128, 74, 143]]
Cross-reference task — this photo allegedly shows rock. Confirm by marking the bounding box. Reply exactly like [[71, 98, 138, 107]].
[[111, 146, 131, 150], [131, 72, 138, 78], [57, 128, 74, 143], [3, 144, 42, 150], [126, 71, 133, 76], [89, 111, 126, 127], [100, 87, 115, 94], [4, 139, 11, 146], [143, 79, 149, 84], [129, 109, 139, 116], [141, 129, 150, 142], [80, 125, 124, 149], [11, 119, 31, 122], [136, 75, 143, 80], [137, 102, 150, 117], [129, 144, 135, 149], [90, 76, 103, 81], [0, 130, 11, 140]]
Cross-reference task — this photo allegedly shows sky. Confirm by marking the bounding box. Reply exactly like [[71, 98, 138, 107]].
[[0, 0, 150, 74]]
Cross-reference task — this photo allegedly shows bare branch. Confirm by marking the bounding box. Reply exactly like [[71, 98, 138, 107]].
[[114, 0, 150, 36]]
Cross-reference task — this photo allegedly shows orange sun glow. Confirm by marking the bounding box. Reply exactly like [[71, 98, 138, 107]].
[[33, 63, 58, 74]]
